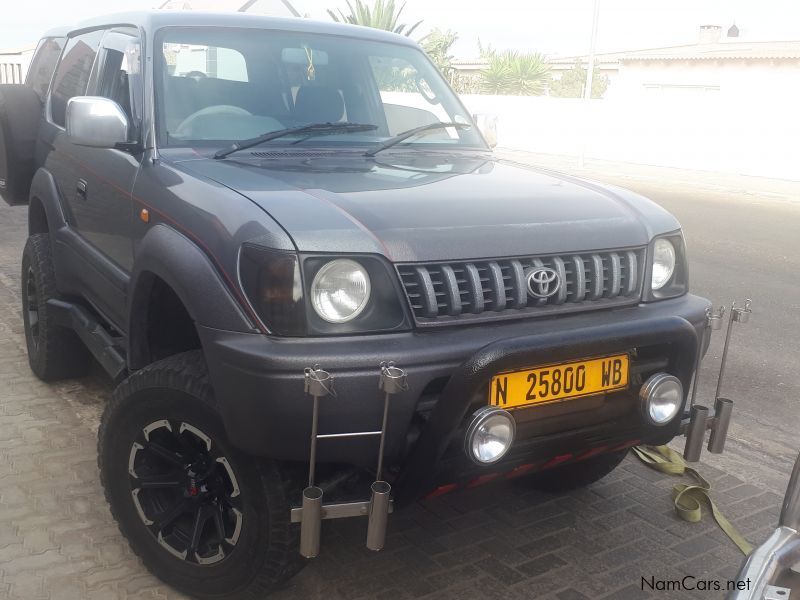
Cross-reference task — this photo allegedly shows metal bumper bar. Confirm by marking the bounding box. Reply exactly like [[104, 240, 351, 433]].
[[681, 299, 751, 462], [297, 362, 407, 558]]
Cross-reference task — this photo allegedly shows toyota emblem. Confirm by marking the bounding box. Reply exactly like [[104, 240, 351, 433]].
[[526, 267, 561, 299]]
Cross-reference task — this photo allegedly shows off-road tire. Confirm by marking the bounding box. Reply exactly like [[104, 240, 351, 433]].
[[523, 449, 629, 493], [21, 233, 91, 380], [98, 351, 302, 599], [0, 84, 42, 205]]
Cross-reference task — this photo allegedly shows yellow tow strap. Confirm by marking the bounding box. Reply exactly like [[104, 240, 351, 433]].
[[632, 445, 753, 555]]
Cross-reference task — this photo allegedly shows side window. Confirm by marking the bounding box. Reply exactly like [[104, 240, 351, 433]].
[[94, 29, 142, 125], [25, 37, 65, 101], [49, 30, 104, 127]]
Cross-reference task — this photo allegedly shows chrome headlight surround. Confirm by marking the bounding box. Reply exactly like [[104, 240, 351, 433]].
[[639, 373, 683, 425], [643, 233, 688, 301], [465, 407, 516, 465], [302, 255, 410, 335], [310, 259, 371, 323]]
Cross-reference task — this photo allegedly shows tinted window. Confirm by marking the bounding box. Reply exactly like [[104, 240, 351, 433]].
[[164, 43, 248, 82], [156, 28, 484, 151], [25, 37, 65, 100], [94, 29, 142, 125], [50, 30, 103, 127]]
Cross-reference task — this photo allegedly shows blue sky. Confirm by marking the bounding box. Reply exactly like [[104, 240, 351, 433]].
[[3, 0, 799, 56]]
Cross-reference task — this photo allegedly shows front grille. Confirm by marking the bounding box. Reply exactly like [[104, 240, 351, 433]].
[[397, 248, 646, 325]]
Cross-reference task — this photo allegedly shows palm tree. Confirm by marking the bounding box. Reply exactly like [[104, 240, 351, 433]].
[[480, 50, 551, 96], [420, 28, 458, 83], [327, 0, 422, 37]]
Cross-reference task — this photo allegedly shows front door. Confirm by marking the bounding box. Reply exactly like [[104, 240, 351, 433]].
[[73, 28, 143, 275], [42, 27, 142, 330]]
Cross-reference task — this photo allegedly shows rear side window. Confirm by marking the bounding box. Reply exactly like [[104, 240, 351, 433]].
[[25, 37, 65, 101], [49, 30, 104, 127]]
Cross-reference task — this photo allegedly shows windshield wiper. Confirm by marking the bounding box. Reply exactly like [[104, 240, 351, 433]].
[[364, 122, 472, 157], [213, 122, 378, 159]]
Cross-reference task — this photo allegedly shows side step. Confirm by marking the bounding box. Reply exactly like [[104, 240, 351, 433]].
[[46, 298, 127, 382]]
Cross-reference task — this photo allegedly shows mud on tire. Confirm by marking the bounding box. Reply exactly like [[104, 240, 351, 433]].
[[21, 233, 91, 381]]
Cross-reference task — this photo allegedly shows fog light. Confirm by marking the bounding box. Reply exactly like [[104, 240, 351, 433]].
[[640, 373, 683, 425], [465, 407, 516, 465]]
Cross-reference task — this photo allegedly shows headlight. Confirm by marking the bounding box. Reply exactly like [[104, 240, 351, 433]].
[[310, 259, 371, 323], [238, 245, 305, 336], [639, 373, 683, 425], [651, 238, 676, 290], [465, 407, 516, 464]]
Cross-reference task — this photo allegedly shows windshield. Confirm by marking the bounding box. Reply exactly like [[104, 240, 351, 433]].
[[155, 27, 486, 151]]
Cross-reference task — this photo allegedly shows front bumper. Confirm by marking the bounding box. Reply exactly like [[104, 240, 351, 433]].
[[199, 293, 710, 502]]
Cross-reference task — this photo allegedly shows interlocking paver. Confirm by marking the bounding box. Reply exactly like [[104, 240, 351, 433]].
[[0, 181, 784, 600]]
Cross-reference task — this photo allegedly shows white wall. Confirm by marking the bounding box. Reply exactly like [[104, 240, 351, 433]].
[[612, 59, 800, 103], [460, 86, 800, 181], [0, 50, 33, 84]]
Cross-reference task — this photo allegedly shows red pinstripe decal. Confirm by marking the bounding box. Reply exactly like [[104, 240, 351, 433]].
[[59, 153, 265, 332]]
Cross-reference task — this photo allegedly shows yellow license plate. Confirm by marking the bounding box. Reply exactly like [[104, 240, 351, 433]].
[[489, 354, 630, 410]]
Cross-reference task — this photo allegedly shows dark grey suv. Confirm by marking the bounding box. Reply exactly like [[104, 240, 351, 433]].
[[0, 10, 710, 599]]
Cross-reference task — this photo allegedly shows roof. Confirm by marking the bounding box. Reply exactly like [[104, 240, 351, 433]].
[[552, 40, 800, 64], [618, 40, 800, 61], [70, 10, 418, 47], [157, 0, 299, 13], [0, 45, 36, 56], [451, 58, 487, 68]]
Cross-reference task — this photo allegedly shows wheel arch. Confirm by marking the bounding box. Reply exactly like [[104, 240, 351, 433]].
[[28, 195, 49, 234], [127, 224, 257, 371]]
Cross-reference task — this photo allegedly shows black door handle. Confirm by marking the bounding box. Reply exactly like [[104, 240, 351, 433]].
[[76, 179, 88, 200]]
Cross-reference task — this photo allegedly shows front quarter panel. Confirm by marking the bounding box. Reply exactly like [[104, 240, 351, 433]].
[[127, 155, 297, 363]]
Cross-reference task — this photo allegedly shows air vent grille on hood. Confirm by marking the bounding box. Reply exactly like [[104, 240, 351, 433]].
[[249, 150, 340, 159]]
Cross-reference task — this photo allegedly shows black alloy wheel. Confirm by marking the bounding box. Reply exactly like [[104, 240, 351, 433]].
[[128, 419, 243, 565]]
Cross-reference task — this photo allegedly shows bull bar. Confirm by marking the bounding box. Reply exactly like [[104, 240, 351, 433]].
[[291, 299, 752, 559]]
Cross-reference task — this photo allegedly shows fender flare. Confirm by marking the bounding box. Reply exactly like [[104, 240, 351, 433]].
[[28, 167, 68, 235], [127, 223, 258, 370]]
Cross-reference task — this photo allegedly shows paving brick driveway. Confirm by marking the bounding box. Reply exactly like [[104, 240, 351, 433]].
[[0, 187, 784, 600]]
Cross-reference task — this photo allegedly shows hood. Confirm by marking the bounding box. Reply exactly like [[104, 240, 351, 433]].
[[174, 151, 680, 262]]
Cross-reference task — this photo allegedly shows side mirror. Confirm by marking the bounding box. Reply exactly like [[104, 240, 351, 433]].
[[473, 113, 498, 148], [66, 96, 129, 148]]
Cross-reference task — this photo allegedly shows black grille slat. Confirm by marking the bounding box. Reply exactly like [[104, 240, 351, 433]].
[[398, 248, 645, 323], [414, 266, 438, 318], [487, 262, 506, 311], [464, 264, 484, 313], [570, 256, 586, 301], [589, 254, 604, 300], [509, 259, 527, 308], [608, 252, 622, 298], [624, 251, 638, 295], [440, 264, 462, 316], [551, 256, 568, 305]]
